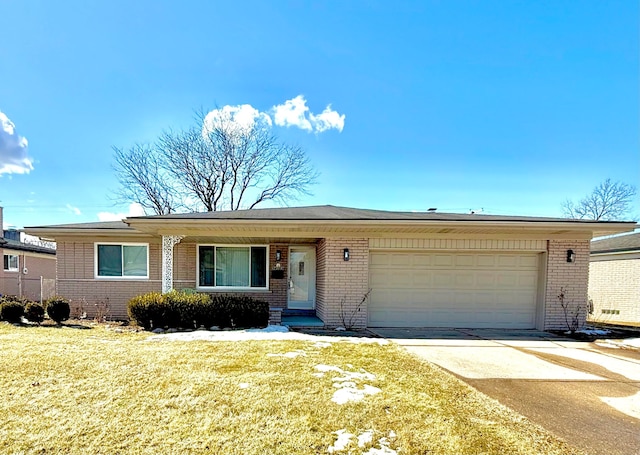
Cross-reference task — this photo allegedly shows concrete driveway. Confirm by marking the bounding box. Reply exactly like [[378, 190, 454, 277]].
[[370, 328, 640, 455]]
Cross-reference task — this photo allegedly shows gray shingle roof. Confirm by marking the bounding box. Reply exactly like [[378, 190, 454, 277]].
[[25, 220, 132, 230], [125, 205, 625, 224], [1, 238, 56, 255], [591, 232, 640, 254]]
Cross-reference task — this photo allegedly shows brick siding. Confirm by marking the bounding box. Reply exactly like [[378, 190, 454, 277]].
[[56, 238, 289, 320], [1, 249, 57, 301], [543, 240, 590, 330], [315, 238, 369, 328], [588, 254, 640, 325]]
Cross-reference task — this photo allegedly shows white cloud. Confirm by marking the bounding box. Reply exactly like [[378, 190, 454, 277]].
[[273, 95, 345, 133], [201, 96, 345, 137], [0, 111, 33, 175], [309, 105, 345, 133], [66, 204, 81, 216], [202, 104, 272, 136], [97, 203, 146, 222], [272, 95, 313, 131]]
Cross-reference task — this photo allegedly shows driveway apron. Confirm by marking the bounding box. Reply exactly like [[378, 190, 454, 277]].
[[371, 328, 640, 455]]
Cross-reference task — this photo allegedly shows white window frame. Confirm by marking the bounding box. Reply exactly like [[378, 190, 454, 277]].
[[94, 242, 149, 280], [3, 254, 19, 272], [196, 244, 269, 291]]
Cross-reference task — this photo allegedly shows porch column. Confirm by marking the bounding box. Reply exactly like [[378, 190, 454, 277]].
[[162, 235, 184, 293]]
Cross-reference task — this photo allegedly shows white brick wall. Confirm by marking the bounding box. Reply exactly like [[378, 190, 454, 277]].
[[544, 240, 590, 330], [588, 254, 640, 325]]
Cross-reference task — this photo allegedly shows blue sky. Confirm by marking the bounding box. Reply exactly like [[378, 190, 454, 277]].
[[0, 0, 638, 228]]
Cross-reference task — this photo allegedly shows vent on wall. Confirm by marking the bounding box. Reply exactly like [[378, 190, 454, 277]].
[[601, 309, 621, 315]]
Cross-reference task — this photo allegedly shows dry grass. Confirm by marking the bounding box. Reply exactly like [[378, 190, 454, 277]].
[[0, 323, 582, 455]]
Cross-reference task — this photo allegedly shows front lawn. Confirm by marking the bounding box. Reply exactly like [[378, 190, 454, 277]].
[[0, 323, 581, 455]]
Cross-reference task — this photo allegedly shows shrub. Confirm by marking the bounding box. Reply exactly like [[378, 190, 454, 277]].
[[128, 292, 165, 330], [210, 295, 269, 328], [126, 291, 267, 330], [0, 297, 25, 323], [45, 296, 71, 324], [24, 302, 45, 324]]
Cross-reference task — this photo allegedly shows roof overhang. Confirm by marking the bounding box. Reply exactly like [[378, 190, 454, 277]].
[[122, 218, 635, 240]]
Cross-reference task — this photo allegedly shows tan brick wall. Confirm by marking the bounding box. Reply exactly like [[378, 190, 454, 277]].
[[0, 248, 56, 301], [315, 238, 368, 328], [56, 238, 289, 320], [588, 254, 640, 325], [544, 240, 590, 330], [56, 236, 161, 319]]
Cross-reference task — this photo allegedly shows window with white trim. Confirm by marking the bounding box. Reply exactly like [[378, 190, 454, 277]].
[[3, 254, 18, 272], [198, 245, 267, 289], [95, 243, 149, 278]]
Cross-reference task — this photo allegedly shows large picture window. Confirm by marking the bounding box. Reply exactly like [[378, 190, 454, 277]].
[[95, 243, 148, 278], [3, 254, 18, 272], [198, 245, 267, 289]]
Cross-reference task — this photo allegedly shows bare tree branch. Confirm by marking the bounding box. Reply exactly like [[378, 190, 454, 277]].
[[111, 108, 318, 214], [562, 178, 637, 221], [112, 145, 177, 215]]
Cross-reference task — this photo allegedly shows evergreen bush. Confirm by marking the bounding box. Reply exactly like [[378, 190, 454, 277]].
[[45, 296, 71, 324]]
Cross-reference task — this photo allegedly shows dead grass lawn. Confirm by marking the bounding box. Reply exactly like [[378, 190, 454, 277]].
[[0, 323, 582, 454]]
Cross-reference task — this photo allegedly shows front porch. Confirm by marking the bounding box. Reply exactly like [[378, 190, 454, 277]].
[[281, 309, 324, 328]]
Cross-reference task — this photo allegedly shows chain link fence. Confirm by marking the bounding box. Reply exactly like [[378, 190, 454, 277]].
[[0, 276, 56, 303]]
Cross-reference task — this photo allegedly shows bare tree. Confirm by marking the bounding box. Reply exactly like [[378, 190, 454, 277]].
[[562, 178, 637, 221], [112, 111, 318, 214], [113, 144, 177, 215]]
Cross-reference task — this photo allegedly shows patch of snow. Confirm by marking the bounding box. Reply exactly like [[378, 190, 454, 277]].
[[316, 365, 345, 373], [238, 383, 250, 389], [246, 325, 289, 333], [335, 326, 346, 331], [331, 384, 381, 405], [358, 430, 374, 447], [148, 328, 388, 344], [362, 435, 399, 455], [333, 370, 376, 383], [574, 327, 612, 336], [314, 341, 332, 348], [601, 390, 640, 420], [623, 338, 640, 348], [151, 328, 164, 334], [333, 381, 357, 389], [209, 326, 220, 331], [267, 350, 306, 358], [312, 372, 325, 378], [328, 429, 354, 453], [596, 337, 640, 350]]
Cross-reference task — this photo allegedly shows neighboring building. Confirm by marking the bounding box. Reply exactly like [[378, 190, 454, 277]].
[[0, 208, 57, 302], [589, 232, 640, 326], [26, 205, 635, 329]]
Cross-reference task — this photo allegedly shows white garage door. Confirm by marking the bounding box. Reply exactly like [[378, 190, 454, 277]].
[[369, 251, 540, 328]]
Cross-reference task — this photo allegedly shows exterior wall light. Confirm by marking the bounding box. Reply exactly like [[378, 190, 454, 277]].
[[567, 249, 575, 263], [343, 248, 350, 261], [275, 250, 282, 262]]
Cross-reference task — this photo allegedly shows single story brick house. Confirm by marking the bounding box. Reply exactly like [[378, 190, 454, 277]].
[[589, 232, 640, 326], [1, 207, 57, 302], [26, 205, 635, 330]]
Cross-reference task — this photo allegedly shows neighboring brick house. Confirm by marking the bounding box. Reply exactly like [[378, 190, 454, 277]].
[[0, 208, 57, 302], [589, 232, 640, 326], [26, 205, 635, 330]]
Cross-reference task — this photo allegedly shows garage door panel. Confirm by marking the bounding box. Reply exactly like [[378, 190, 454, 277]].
[[369, 251, 539, 328], [434, 254, 454, 266], [477, 255, 496, 267]]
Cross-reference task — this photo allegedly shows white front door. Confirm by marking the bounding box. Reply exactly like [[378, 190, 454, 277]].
[[288, 246, 316, 310]]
